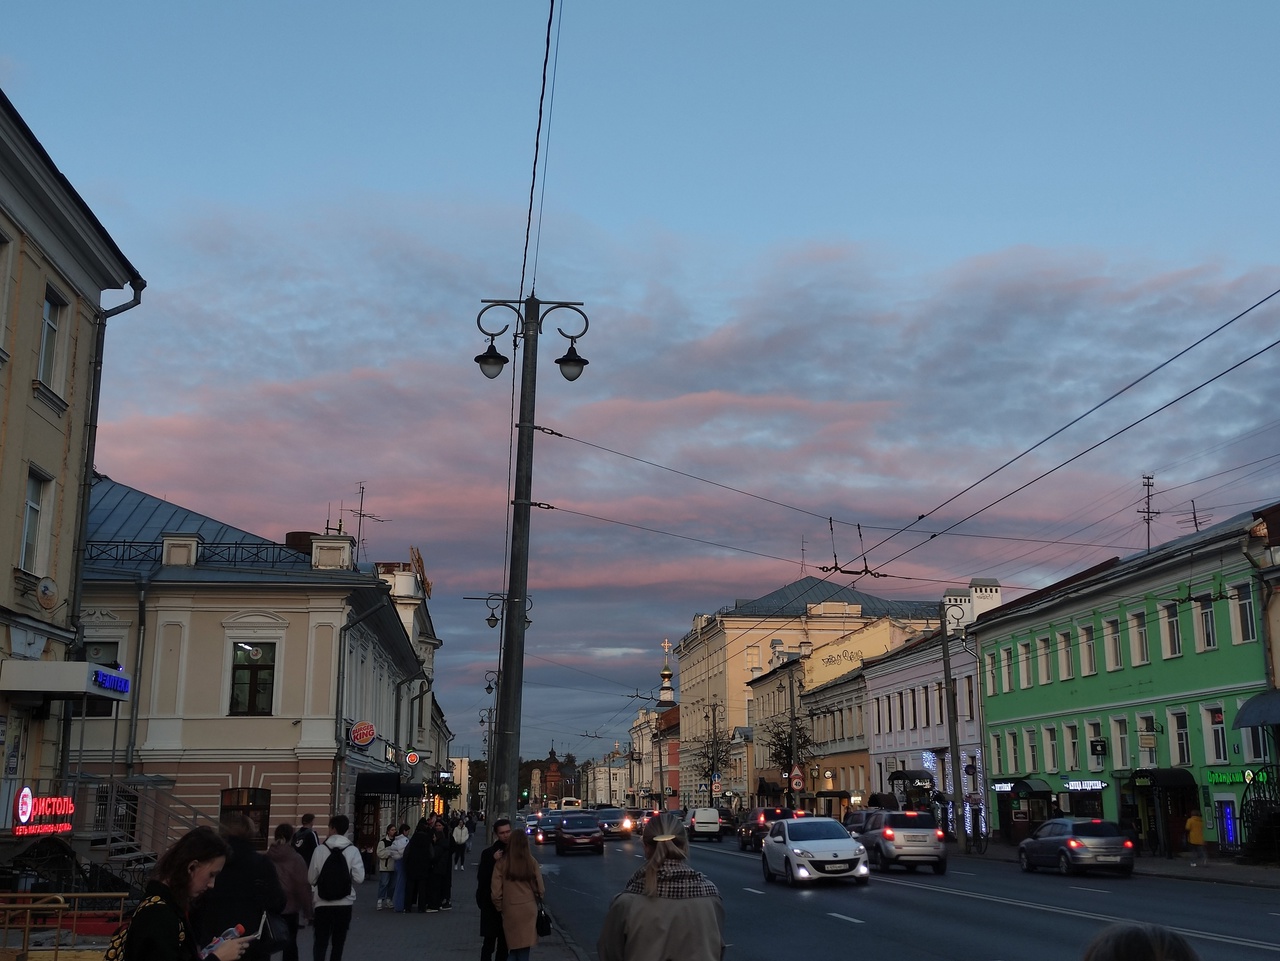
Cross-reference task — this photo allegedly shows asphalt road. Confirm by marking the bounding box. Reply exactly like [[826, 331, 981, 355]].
[[540, 834, 1280, 961]]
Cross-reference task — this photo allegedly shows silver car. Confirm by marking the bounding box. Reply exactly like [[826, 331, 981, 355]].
[[762, 816, 870, 886], [857, 809, 947, 874], [1018, 818, 1135, 877]]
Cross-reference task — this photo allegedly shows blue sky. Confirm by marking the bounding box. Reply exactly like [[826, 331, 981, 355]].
[[5, 2, 1280, 761]]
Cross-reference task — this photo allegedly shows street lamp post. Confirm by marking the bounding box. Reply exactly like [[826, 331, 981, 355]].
[[704, 700, 726, 806], [941, 600, 967, 852], [474, 293, 589, 827]]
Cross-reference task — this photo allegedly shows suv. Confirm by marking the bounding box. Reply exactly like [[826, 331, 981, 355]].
[[737, 807, 796, 852], [856, 809, 947, 874], [555, 813, 605, 855]]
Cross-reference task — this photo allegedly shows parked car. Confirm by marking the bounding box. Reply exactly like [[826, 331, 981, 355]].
[[1018, 818, 1135, 877], [761, 816, 870, 886], [687, 808, 724, 842], [596, 808, 631, 838], [556, 813, 605, 855], [737, 807, 797, 851], [857, 809, 947, 874]]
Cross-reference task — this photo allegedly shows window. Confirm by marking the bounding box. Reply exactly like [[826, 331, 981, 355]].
[[1006, 731, 1020, 773], [1243, 719, 1270, 763], [1163, 604, 1182, 657], [1017, 642, 1032, 688], [1024, 729, 1039, 772], [936, 682, 945, 720], [1171, 711, 1190, 765], [1080, 626, 1096, 676], [1197, 597, 1217, 651], [984, 652, 997, 696], [745, 645, 761, 671], [910, 689, 918, 729], [1045, 726, 1059, 772], [1139, 716, 1158, 767], [1001, 648, 1014, 692], [1205, 707, 1227, 763], [229, 642, 276, 716], [1104, 619, 1122, 671], [1233, 582, 1257, 644], [20, 470, 50, 574], [921, 686, 931, 727], [1111, 717, 1129, 769], [897, 692, 905, 731], [1057, 631, 1074, 680], [38, 290, 63, 386], [1087, 721, 1104, 772], [1130, 611, 1149, 665], [990, 733, 1004, 776], [964, 676, 975, 720], [873, 698, 882, 735], [1036, 637, 1051, 684], [1065, 724, 1079, 770]]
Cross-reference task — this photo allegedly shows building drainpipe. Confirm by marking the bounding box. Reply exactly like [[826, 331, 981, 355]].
[[124, 573, 153, 775], [59, 278, 146, 784]]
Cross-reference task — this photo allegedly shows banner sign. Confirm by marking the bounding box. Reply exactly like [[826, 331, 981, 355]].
[[13, 786, 75, 836]]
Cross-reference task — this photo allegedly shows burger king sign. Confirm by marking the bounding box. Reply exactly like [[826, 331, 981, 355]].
[[349, 721, 377, 747]]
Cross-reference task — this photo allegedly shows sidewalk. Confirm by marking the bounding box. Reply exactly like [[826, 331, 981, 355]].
[[296, 868, 590, 961], [958, 843, 1280, 888]]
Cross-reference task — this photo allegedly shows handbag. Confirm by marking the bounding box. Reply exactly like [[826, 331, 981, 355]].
[[535, 896, 552, 937], [259, 911, 291, 953]]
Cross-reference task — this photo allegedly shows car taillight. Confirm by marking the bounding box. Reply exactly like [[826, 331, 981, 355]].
[[935, 829, 944, 840], [883, 826, 895, 840], [757, 814, 766, 825], [1067, 838, 1082, 848], [1123, 839, 1134, 849]]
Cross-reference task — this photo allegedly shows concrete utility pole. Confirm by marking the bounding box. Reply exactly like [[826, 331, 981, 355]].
[[940, 600, 967, 852]]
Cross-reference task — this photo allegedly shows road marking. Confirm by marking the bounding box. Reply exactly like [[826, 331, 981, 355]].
[[874, 876, 1280, 953], [828, 913, 864, 924], [949, 869, 976, 876], [743, 887, 765, 895], [1069, 886, 1109, 893]]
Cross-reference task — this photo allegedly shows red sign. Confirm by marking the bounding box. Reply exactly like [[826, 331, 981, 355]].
[[405, 751, 420, 765], [350, 721, 377, 746], [12, 786, 74, 836]]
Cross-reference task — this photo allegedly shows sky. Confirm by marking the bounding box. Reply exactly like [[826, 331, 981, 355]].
[[5, 2, 1280, 765]]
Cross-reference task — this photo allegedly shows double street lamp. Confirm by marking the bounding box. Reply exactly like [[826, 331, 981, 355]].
[[474, 293, 590, 826]]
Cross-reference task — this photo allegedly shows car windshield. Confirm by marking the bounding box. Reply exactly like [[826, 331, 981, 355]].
[[787, 821, 851, 842], [597, 809, 623, 819], [564, 816, 599, 829], [887, 812, 938, 828], [1071, 820, 1122, 837]]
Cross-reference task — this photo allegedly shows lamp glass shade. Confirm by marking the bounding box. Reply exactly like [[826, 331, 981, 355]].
[[475, 343, 509, 379], [555, 343, 588, 381]]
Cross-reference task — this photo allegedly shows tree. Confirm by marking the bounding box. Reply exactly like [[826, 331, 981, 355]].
[[757, 716, 815, 773], [689, 736, 733, 782]]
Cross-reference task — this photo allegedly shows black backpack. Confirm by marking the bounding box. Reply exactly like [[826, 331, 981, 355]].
[[316, 840, 353, 901]]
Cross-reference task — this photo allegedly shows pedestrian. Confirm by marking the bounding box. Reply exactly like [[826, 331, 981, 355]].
[[1184, 809, 1206, 866], [293, 813, 319, 866], [403, 819, 433, 912], [452, 817, 471, 870], [490, 827, 544, 961], [105, 825, 250, 961], [426, 818, 453, 911], [375, 824, 401, 909], [477, 818, 512, 961], [597, 811, 725, 961], [465, 813, 477, 856], [307, 814, 366, 961], [391, 824, 411, 912], [1081, 923, 1200, 961], [266, 824, 312, 961], [190, 813, 287, 961]]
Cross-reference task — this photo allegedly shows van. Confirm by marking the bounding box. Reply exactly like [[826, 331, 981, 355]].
[[687, 807, 723, 842]]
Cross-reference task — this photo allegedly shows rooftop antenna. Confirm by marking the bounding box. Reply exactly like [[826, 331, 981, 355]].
[[1137, 475, 1161, 552], [344, 482, 389, 563]]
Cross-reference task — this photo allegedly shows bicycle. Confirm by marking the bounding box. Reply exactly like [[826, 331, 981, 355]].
[[964, 829, 989, 855]]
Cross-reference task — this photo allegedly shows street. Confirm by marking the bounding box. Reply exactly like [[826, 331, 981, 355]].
[[540, 835, 1280, 961]]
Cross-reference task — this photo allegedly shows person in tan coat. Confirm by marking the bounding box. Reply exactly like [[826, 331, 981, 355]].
[[491, 829, 545, 961], [597, 812, 725, 961]]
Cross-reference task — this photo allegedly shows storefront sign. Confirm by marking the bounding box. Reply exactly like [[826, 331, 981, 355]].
[[12, 786, 74, 836], [91, 670, 129, 695], [405, 751, 420, 765], [991, 782, 1014, 793], [1063, 779, 1109, 791], [349, 721, 376, 746], [1206, 769, 1267, 786]]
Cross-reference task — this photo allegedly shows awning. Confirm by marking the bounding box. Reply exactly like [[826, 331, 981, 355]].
[[1011, 778, 1053, 794], [354, 771, 400, 795], [1128, 768, 1198, 789], [887, 769, 935, 787], [815, 790, 852, 799], [0, 660, 131, 702], [399, 781, 425, 798], [1234, 689, 1280, 729]]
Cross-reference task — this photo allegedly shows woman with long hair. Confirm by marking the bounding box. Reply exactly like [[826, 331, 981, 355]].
[[491, 827, 545, 961], [105, 826, 251, 961], [597, 812, 725, 961]]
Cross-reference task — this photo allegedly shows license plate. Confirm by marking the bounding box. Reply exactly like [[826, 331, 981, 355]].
[[905, 834, 927, 842], [1095, 855, 1120, 863], [824, 863, 849, 871]]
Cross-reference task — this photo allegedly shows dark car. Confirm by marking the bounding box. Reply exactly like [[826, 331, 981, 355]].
[[595, 808, 631, 838], [556, 813, 605, 855], [737, 807, 797, 852], [717, 808, 737, 837], [842, 808, 881, 835], [533, 813, 562, 845], [1018, 818, 1135, 877]]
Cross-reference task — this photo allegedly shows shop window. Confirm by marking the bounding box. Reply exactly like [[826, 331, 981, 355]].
[[220, 787, 271, 847], [1243, 720, 1270, 763]]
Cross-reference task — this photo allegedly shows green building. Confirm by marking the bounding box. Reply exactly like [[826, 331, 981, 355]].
[[972, 503, 1275, 858]]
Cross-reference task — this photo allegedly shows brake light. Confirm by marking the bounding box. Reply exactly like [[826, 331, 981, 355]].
[[903, 811, 918, 817], [757, 813, 766, 825], [935, 829, 945, 840], [1067, 838, 1082, 848], [1123, 839, 1134, 849], [883, 826, 895, 840]]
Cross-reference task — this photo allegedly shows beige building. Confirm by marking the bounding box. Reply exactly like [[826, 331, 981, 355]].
[[70, 475, 447, 855], [0, 88, 145, 829], [675, 576, 937, 811]]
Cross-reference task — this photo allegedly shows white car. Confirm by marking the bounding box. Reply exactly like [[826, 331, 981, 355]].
[[687, 807, 723, 842], [761, 815, 870, 886]]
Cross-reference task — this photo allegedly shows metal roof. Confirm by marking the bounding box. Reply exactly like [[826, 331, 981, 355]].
[[719, 575, 937, 621]]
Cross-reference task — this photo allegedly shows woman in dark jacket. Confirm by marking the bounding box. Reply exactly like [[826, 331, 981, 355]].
[[190, 814, 287, 961], [107, 826, 249, 961], [266, 823, 312, 961], [402, 818, 433, 912], [425, 819, 453, 911]]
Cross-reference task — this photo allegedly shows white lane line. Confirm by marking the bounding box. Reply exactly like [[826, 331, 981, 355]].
[[828, 913, 865, 924], [742, 887, 765, 895], [1069, 886, 1109, 894], [949, 870, 976, 876]]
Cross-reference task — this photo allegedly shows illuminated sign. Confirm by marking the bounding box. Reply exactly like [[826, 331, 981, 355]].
[[1063, 780, 1109, 791], [1206, 769, 1266, 786], [350, 721, 376, 746], [12, 786, 75, 836], [92, 670, 129, 694], [405, 751, 420, 765], [991, 782, 1014, 793]]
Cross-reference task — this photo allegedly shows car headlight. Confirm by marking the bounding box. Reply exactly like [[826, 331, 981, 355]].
[[851, 842, 866, 855], [791, 847, 816, 858]]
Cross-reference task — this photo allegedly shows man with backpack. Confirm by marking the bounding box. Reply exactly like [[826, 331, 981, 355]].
[[293, 813, 319, 866], [307, 814, 365, 961]]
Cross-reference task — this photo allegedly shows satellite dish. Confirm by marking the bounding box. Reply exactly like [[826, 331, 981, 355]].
[[36, 577, 58, 611]]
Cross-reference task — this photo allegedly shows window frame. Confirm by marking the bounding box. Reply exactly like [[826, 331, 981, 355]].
[[228, 641, 278, 717], [1104, 618, 1123, 671], [1232, 582, 1257, 645], [1130, 610, 1149, 665], [1196, 596, 1217, 652], [1057, 631, 1074, 680], [1080, 626, 1097, 676], [1163, 603, 1182, 658], [20, 467, 52, 574]]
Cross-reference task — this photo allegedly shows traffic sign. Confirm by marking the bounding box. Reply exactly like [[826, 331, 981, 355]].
[[789, 765, 803, 779], [697, 782, 708, 793], [791, 776, 804, 791], [711, 779, 722, 796], [478, 781, 487, 795]]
